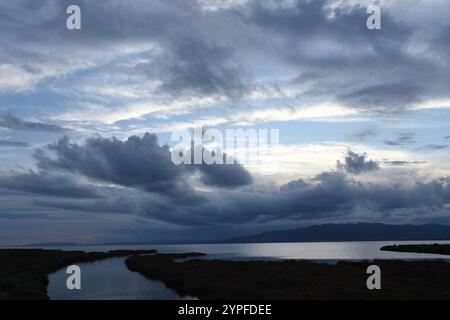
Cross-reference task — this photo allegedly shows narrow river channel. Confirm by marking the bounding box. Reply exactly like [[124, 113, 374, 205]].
[[47, 257, 194, 300]]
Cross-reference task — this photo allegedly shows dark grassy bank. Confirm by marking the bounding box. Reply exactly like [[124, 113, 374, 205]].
[[0, 249, 156, 300], [381, 244, 450, 256], [126, 252, 450, 299]]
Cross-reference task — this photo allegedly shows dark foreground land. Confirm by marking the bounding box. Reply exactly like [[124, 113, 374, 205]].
[[126, 250, 450, 300], [2, 245, 450, 300], [0, 249, 156, 300]]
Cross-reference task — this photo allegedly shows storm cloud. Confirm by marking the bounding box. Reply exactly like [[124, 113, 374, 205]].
[[34, 133, 253, 194], [28, 168, 450, 227]]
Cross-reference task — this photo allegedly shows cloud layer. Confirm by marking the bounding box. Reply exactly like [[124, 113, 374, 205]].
[[1, 136, 449, 233], [0, 1, 449, 244]]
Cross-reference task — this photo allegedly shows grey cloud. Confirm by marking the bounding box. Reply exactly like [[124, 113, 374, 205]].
[[0, 0, 448, 111], [0, 0, 248, 99], [382, 160, 427, 166], [35, 133, 186, 194], [276, 173, 450, 219], [336, 150, 379, 174], [245, 1, 449, 110], [0, 112, 68, 133], [157, 39, 247, 98], [384, 133, 416, 146], [384, 141, 404, 146], [1, 1, 450, 236], [34, 170, 450, 227], [197, 162, 253, 188], [0, 171, 102, 199], [0, 212, 50, 220], [34, 133, 253, 194], [3, 141, 449, 228], [346, 127, 377, 142], [0, 140, 30, 147], [189, 144, 253, 188], [421, 144, 448, 150], [33, 197, 134, 215], [339, 83, 424, 111]]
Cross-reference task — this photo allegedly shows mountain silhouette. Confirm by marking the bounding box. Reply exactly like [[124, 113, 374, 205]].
[[222, 223, 450, 243]]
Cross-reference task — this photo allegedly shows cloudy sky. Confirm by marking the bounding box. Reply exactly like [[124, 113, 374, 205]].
[[0, 0, 449, 245]]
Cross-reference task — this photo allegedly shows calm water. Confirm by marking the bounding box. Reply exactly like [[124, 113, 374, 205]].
[[48, 257, 194, 300], [45, 240, 450, 260], [46, 241, 450, 300]]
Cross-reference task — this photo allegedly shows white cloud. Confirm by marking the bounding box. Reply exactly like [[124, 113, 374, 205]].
[[137, 102, 363, 134]]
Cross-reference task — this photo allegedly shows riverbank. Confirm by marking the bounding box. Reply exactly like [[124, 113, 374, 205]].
[[0, 249, 156, 300], [126, 252, 450, 299]]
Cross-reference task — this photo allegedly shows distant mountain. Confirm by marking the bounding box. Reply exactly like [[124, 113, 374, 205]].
[[222, 223, 450, 243]]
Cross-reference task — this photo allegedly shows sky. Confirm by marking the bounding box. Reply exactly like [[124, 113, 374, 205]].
[[0, 0, 449, 245]]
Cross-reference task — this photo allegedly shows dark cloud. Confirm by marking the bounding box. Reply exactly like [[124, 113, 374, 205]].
[[336, 150, 379, 174], [33, 169, 450, 227], [197, 162, 253, 188], [188, 144, 253, 188], [276, 173, 450, 219], [0, 112, 68, 133], [384, 133, 416, 146], [421, 144, 448, 150], [339, 83, 424, 111], [34, 133, 187, 194], [347, 127, 377, 142], [382, 160, 427, 166], [0, 171, 102, 199], [0, 140, 30, 147], [2, 139, 449, 230], [34, 133, 252, 194], [157, 39, 247, 98]]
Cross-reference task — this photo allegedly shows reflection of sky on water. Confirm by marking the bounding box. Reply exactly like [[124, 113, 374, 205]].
[[48, 257, 194, 300]]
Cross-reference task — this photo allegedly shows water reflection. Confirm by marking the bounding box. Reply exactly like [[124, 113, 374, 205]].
[[48, 257, 194, 300], [44, 241, 450, 261]]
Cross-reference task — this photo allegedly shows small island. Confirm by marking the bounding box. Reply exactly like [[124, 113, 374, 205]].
[[381, 243, 450, 256]]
